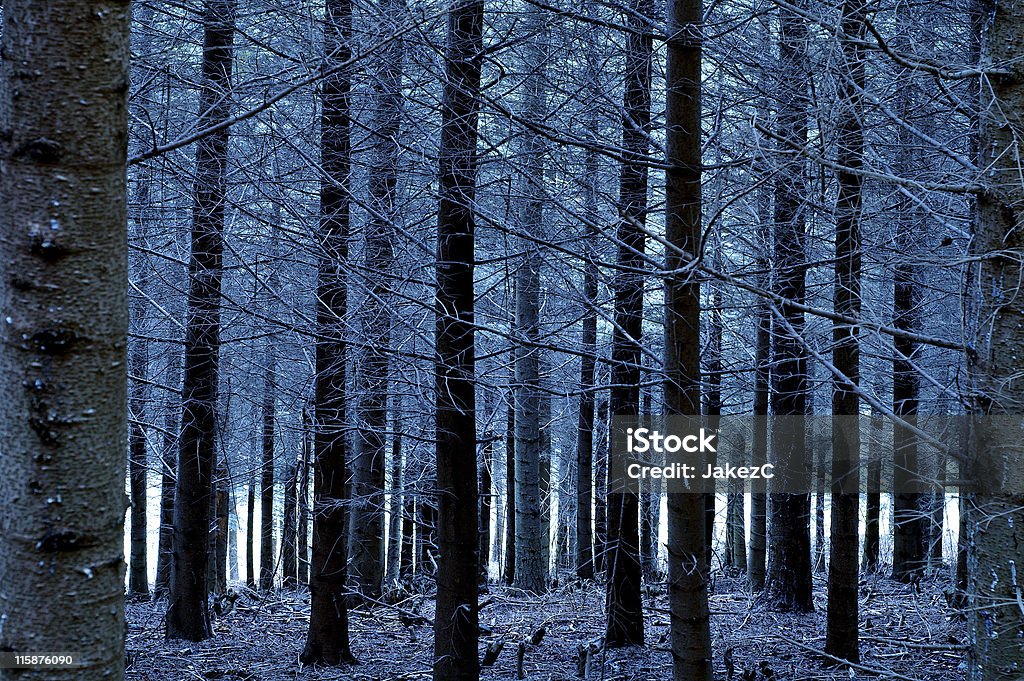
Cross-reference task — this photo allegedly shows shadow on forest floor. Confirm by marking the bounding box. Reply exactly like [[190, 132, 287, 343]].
[[126, 573, 966, 680]]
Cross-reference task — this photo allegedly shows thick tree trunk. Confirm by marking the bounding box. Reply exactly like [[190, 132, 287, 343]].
[[301, 0, 355, 664], [166, 0, 235, 641], [968, 2, 1024, 677], [825, 0, 864, 661], [260, 344, 276, 591], [663, 0, 712, 675], [764, 0, 813, 614], [432, 0, 484, 677], [0, 0, 130, 674], [605, 0, 652, 647]]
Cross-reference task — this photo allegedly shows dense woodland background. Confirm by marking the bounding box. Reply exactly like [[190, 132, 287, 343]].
[[1, 0, 1023, 679]]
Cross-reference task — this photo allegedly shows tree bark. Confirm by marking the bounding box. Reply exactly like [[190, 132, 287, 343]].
[[605, 0, 652, 647], [301, 0, 355, 663], [863, 408, 882, 573], [298, 406, 311, 585], [166, 0, 235, 641], [825, 0, 864, 661], [156, 348, 182, 599], [0, 0, 130, 673], [967, 1, 1024, 676], [282, 456, 298, 588], [504, 400, 517, 585], [764, 0, 814, 613], [129, 302, 150, 598], [246, 472, 256, 588], [432, 0, 484, 677], [664, 0, 712, 675]]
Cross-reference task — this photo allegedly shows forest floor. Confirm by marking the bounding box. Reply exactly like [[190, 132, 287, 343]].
[[126, 572, 967, 680]]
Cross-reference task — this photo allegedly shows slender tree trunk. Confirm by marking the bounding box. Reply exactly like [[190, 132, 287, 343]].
[[513, 6, 548, 593], [260, 344, 276, 591], [705, 278, 722, 573], [764, 0, 814, 613], [246, 472, 256, 588], [386, 410, 404, 585], [351, 21, 402, 591], [727, 440, 746, 573], [824, 0, 864, 661], [968, 3, 1024, 677], [576, 151, 598, 582], [166, 0, 235, 641], [480, 437, 494, 581], [504, 401, 517, 585], [214, 460, 229, 595], [432, 0, 483, 676], [228, 492, 240, 582], [301, 0, 355, 664], [298, 407, 311, 585], [156, 349, 182, 599], [863, 408, 882, 573], [594, 397, 609, 575], [0, 0, 130, 673], [129, 305, 150, 598], [605, 0, 652, 647], [664, 0, 711, 674], [283, 457, 298, 588]]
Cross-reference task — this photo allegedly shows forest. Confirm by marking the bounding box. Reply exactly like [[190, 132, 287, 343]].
[[0, 0, 1022, 679]]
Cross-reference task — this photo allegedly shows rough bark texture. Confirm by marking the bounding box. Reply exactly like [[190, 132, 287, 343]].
[[967, 1, 1024, 677], [825, 0, 864, 661], [764, 0, 814, 614], [301, 0, 355, 663], [663, 0, 712, 675], [605, 0, 652, 647], [0, 0, 130, 675], [166, 0, 235, 641], [432, 0, 484, 677]]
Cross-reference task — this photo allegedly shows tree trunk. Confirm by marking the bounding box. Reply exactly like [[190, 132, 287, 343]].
[[0, 0, 130, 673], [301, 0, 355, 664], [246, 472, 256, 588], [156, 349, 181, 599], [214, 461, 229, 595], [432, 0, 483, 677], [480, 437, 494, 581], [166, 0, 235, 641], [282, 457, 298, 588], [260, 344, 276, 591], [605, 0, 652, 647], [663, 0, 712, 675], [968, 2, 1024, 676], [504, 400, 517, 585], [594, 397, 609, 575], [387, 411, 404, 585], [228, 489, 239, 582], [863, 408, 882, 573], [824, 0, 864, 661], [129, 305, 150, 598], [298, 407, 311, 585], [764, 0, 814, 614]]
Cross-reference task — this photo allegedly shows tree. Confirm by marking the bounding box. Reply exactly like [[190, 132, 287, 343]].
[[967, 0, 1024, 677], [764, 0, 814, 613], [166, 0, 236, 641], [605, 0, 652, 647], [433, 19, 485, 676], [301, 0, 356, 664], [663, 0, 712, 675], [129, 293, 150, 598], [825, 0, 865, 661], [260, 340, 276, 591], [432, 0, 484, 677], [0, 0, 130, 674], [156, 349, 182, 599], [513, 4, 548, 594]]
